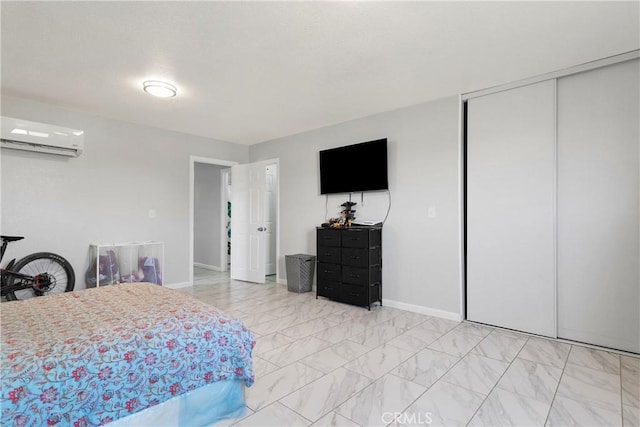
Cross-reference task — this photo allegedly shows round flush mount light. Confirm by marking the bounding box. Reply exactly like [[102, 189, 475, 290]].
[[142, 80, 177, 98]]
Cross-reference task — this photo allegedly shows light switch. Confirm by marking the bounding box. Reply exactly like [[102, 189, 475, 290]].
[[428, 207, 436, 218], [148, 209, 156, 218]]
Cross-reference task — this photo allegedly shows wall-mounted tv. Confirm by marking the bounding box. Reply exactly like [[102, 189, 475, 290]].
[[319, 138, 388, 195]]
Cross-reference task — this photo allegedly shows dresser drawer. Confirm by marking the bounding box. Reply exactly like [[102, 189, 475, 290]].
[[341, 247, 381, 267], [341, 284, 369, 306], [318, 262, 341, 282], [369, 283, 381, 303], [342, 265, 381, 286], [317, 228, 341, 247], [317, 281, 340, 300], [318, 246, 341, 264], [341, 229, 369, 248]]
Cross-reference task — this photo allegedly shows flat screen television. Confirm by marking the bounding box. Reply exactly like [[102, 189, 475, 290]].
[[319, 138, 388, 194]]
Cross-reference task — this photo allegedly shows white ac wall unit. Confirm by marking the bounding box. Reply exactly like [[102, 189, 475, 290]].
[[1, 116, 84, 157]]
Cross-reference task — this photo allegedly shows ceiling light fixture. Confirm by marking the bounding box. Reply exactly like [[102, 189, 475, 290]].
[[143, 80, 177, 98]]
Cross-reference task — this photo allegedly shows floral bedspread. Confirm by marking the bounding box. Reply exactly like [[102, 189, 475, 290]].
[[1, 283, 255, 426]]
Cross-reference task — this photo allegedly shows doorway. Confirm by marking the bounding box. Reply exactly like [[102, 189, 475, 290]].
[[193, 162, 227, 270], [189, 156, 237, 285], [189, 156, 280, 286]]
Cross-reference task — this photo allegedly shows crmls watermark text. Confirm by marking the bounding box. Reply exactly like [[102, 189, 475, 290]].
[[381, 412, 433, 425]]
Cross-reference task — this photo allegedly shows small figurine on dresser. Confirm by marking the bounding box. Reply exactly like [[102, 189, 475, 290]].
[[340, 201, 357, 226], [326, 201, 357, 228]]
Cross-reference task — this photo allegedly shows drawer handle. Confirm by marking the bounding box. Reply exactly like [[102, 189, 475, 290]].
[[349, 293, 359, 297], [324, 270, 333, 274], [350, 256, 359, 260], [325, 253, 333, 257], [325, 287, 333, 291], [350, 274, 360, 278]]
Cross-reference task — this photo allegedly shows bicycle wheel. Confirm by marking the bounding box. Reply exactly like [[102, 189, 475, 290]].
[[5, 252, 75, 301]]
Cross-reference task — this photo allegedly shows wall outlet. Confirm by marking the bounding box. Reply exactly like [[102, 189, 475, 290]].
[[428, 207, 436, 218], [148, 209, 156, 219]]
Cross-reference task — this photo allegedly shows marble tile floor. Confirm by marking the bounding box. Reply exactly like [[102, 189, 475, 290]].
[[193, 267, 277, 286], [177, 279, 639, 427]]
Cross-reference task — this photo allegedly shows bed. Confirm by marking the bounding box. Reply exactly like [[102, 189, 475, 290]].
[[1, 283, 255, 426]]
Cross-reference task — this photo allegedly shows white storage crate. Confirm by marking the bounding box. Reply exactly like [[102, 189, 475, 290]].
[[87, 241, 164, 287]]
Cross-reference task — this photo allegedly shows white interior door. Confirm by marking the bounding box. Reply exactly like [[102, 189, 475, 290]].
[[467, 80, 557, 337], [557, 59, 640, 352], [230, 161, 269, 283]]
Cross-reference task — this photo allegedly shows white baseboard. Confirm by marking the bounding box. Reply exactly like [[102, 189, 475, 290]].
[[165, 281, 192, 289], [193, 263, 223, 271], [383, 299, 462, 322]]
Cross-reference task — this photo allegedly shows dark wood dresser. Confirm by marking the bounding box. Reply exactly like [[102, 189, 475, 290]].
[[316, 226, 382, 310]]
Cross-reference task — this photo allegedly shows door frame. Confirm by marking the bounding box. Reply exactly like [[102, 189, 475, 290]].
[[189, 156, 238, 285], [264, 162, 278, 276], [263, 158, 280, 281], [219, 168, 231, 272]]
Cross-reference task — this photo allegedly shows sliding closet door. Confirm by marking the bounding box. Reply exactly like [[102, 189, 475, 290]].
[[557, 59, 640, 353], [467, 80, 556, 337]]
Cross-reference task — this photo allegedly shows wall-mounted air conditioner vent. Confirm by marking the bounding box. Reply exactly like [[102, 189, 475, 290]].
[[1, 116, 84, 157]]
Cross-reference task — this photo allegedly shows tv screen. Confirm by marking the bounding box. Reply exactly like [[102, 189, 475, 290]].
[[319, 139, 388, 194]]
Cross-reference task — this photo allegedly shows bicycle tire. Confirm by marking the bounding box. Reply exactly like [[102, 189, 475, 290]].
[[5, 252, 75, 301]]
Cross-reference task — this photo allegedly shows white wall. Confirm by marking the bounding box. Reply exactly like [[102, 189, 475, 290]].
[[1, 95, 249, 287], [194, 163, 225, 268], [1, 93, 462, 315], [250, 96, 462, 317]]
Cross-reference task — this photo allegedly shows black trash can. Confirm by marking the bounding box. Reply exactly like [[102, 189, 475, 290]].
[[285, 254, 316, 293]]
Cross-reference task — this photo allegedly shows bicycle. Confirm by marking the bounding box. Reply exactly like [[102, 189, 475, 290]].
[[1, 235, 75, 301]]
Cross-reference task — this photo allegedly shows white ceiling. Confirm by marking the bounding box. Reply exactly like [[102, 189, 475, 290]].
[[1, 1, 638, 145]]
